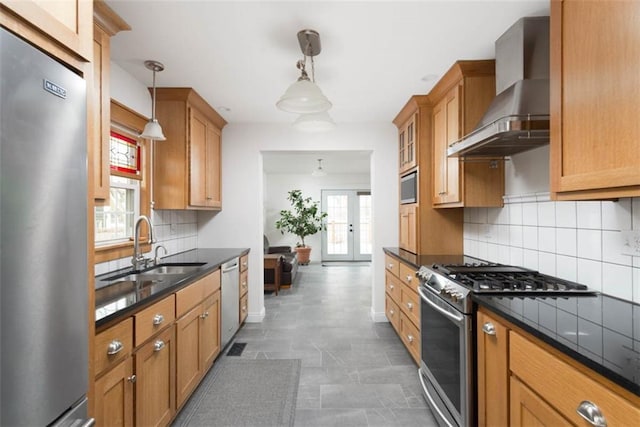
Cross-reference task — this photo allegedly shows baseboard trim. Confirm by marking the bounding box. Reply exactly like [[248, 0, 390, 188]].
[[245, 306, 266, 323], [370, 307, 389, 323]]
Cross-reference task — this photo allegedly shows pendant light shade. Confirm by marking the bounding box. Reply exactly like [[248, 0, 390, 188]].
[[140, 60, 166, 141], [311, 159, 327, 177], [277, 79, 332, 114], [293, 111, 335, 132]]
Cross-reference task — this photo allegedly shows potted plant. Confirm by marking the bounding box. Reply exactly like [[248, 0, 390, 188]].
[[275, 189, 327, 265]]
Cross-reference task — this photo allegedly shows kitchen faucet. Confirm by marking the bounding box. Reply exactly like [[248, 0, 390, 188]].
[[132, 215, 154, 270]]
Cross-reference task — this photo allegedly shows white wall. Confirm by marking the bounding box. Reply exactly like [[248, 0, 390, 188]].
[[464, 147, 640, 303], [264, 171, 371, 262], [110, 62, 151, 118], [198, 123, 398, 322]]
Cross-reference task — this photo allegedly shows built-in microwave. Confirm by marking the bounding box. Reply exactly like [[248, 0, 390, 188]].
[[400, 171, 417, 204]]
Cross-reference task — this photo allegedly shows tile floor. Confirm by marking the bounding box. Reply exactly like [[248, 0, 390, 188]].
[[231, 262, 438, 426]]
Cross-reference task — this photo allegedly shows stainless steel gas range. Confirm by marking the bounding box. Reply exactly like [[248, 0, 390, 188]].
[[416, 262, 594, 427]]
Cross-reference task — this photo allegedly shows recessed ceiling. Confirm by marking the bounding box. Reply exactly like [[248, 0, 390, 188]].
[[262, 151, 371, 175], [106, 0, 549, 125]]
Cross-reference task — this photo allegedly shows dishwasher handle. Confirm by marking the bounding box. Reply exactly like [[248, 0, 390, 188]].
[[222, 262, 239, 273]]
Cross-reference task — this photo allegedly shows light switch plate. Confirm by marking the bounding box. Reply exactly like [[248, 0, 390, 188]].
[[621, 230, 640, 256]]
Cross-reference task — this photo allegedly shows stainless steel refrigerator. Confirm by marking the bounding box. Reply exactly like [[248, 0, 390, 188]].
[[1, 27, 92, 426]]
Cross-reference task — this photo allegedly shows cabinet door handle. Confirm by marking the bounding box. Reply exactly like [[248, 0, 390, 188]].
[[107, 340, 123, 355], [153, 314, 164, 325], [406, 302, 413, 310], [154, 340, 166, 352], [387, 263, 394, 269], [406, 275, 412, 282], [482, 322, 496, 336], [576, 401, 607, 427], [127, 374, 137, 383], [206, 197, 213, 200], [389, 309, 394, 316], [407, 334, 414, 343], [242, 305, 247, 313], [200, 311, 209, 319], [389, 284, 394, 290]]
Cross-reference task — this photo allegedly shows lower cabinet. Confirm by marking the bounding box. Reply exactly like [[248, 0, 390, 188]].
[[134, 326, 176, 427], [94, 357, 134, 427], [477, 307, 640, 427], [94, 268, 223, 427], [239, 254, 249, 324], [384, 255, 420, 365]]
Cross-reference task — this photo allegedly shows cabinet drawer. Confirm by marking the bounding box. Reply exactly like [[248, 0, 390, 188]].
[[240, 254, 249, 272], [240, 269, 248, 297], [400, 284, 419, 327], [95, 318, 133, 377], [385, 293, 401, 333], [176, 279, 205, 317], [385, 271, 402, 303], [202, 269, 221, 298], [400, 312, 420, 364], [135, 295, 175, 346], [240, 293, 248, 324], [385, 255, 399, 277], [510, 331, 640, 426], [399, 262, 417, 289]]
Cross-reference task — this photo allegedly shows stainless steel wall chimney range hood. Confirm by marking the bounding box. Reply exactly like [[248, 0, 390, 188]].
[[448, 16, 550, 157]]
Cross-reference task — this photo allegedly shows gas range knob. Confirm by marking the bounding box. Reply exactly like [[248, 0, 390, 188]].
[[451, 292, 464, 303]]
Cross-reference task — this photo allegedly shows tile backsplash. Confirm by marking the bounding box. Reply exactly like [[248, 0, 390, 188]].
[[94, 209, 198, 277], [464, 194, 640, 303]]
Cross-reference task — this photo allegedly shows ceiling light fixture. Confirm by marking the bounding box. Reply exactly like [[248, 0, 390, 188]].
[[140, 60, 166, 141], [293, 111, 336, 132], [312, 158, 327, 177], [276, 29, 331, 114]]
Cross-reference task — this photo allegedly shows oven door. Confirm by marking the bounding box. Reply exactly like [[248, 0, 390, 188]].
[[418, 286, 473, 427]]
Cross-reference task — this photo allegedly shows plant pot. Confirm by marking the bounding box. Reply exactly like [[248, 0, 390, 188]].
[[295, 246, 311, 265]]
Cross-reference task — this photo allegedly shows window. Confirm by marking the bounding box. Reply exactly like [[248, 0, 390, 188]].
[[94, 100, 151, 264], [95, 176, 140, 245]]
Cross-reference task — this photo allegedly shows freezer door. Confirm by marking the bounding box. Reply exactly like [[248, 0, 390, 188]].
[[0, 28, 89, 426]]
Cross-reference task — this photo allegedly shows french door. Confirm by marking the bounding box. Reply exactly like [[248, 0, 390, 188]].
[[321, 190, 372, 261]]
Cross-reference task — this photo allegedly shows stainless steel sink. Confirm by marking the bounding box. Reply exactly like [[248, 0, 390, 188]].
[[140, 264, 204, 275]]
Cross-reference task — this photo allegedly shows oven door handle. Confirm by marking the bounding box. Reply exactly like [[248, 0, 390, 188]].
[[418, 369, 455, 427], [418, 287, 464, 324]]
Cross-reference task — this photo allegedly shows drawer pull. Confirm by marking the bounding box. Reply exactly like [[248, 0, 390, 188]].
[[154, 340, 166, 352], [482, 322, 496, 336], [107, 340, 123, 355], [200, 311, 209, 319], [576, 401, 607, 427], [406, 302, 413, 310], [407, 334, 414, 343], [387, 263, 394, 269], [242, 305, 247, 313], [406, 275, 412, 282], [242, 261, 248, 267], [127, 374, 136, 383], [153, 314, 164, 325], [389, 309, 394, 316], [389, 284, 394, 290]]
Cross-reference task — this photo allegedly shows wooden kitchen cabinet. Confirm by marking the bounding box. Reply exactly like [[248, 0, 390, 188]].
[[509, 376, 569, 426], [399, 203, 417, 254], [175, 270, 221, 408], [91, 1, 130, 202], [398, 113, 418, 174], [239, 254, 249, 324], [94, 357, 134, 427], [393, 96, 464, 255], [550, 0, 640, 200], [476, 308, 509, 427], [429, 60, 504, 208], [0, 0, 92, 65], [135, 325, 176, 427], [153, 88, 226, 210], [384, 254, 420, 365]]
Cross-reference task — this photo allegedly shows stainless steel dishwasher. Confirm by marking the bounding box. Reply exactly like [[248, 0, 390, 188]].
[[221, 257, 240, 350]]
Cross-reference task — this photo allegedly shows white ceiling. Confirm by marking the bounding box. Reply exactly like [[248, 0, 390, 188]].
[[106, 0, 550, 126], [262, 150, 371, 175]]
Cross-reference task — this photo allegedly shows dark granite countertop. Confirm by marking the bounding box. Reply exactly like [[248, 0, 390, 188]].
[[95, 248, 249, 330], [382, 247, 640, 397]]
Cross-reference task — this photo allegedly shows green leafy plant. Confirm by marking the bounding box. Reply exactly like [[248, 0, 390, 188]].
[[275, 189, 328, 247]]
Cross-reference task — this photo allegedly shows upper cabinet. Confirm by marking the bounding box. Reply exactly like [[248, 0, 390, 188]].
[[550, 0, 640, 200], [153, 88, 227, 210], [398, 113, 418, 174], [91, 1, 131, 202], [428, 61, 505, 208], [1, 0, 92, 66]]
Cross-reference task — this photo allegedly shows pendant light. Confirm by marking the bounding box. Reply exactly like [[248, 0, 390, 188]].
[[141, 60, 166, 141], [276, 29, 331, 114], [311, 159, 327, 177]]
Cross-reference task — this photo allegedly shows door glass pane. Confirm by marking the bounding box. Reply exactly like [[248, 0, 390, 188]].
[[359, 195, 372, 254], [326, 195, 349, 254]]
